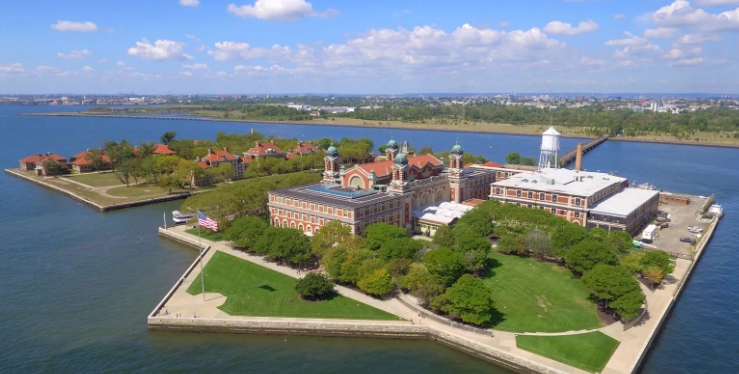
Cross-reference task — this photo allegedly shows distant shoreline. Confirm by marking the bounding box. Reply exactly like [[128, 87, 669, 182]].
[[21, 112, 739, 149]]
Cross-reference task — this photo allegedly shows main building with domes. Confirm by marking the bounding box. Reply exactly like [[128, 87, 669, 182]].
[[267, 138, 496, 236]]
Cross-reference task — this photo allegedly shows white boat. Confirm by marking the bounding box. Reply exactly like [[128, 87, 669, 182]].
[[172, 210, 193, 224], [708, 204, 724, 217]]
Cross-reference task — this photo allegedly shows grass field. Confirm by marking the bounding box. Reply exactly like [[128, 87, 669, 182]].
[[186, 251, 402, 320], [186, 227, 226, 241], [106, 184, 187, 197], [516, 332, 620, 373], [65, 172, 124, 187], [483, 252, 602, 333]]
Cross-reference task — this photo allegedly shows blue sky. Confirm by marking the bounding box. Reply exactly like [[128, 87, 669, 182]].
[[1, 0, 738, 94]]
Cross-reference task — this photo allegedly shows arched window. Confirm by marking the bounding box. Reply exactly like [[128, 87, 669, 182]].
[[283, 219, 288, 228], [435, 190, 443, 202], [421, 193, 431, 206], [306, 226, 312, 234], [349, 176, 364, 189], [274, 218, 280, 227], [298, 224, 304, 231], [291, 222, 296, 229]]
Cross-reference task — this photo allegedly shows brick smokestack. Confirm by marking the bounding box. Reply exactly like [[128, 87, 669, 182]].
[[575, 143, 583, 171]]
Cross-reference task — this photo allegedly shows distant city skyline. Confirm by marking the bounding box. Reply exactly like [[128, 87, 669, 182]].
[[2, 0, 739, 94]]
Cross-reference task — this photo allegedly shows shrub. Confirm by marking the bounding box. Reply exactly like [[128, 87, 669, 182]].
[[358, 268, 394, 296], [295, 273, 334, 301]]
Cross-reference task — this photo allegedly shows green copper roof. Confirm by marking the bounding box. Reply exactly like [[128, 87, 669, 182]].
[[394, 153, 408, 165]]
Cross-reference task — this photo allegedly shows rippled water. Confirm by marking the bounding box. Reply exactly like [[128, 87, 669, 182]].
[[0, 105, 736, 373]]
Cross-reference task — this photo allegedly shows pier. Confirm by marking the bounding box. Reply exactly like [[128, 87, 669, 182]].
[[559, 135, 609, 167]]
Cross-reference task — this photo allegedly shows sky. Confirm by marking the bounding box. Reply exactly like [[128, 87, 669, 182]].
[[1, 0, 739, 94]]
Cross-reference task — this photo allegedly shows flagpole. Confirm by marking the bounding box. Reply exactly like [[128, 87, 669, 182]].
[[198, 217, 205, 301]]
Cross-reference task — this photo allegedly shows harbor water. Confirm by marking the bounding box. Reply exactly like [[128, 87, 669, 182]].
[[0, 105, 737, 373]]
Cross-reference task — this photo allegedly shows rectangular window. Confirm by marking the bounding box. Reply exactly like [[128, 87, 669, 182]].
[[575, 198, 581, 206], [496, 187, 501, 195], [527, 204, 532, 208], [551, 207, 556, 214], [517, 190, 522, 197], [540, 193, 545, 200], [528, 191, 533, 199], [575, 212, 580, 218], [552, 194, 558, 202]]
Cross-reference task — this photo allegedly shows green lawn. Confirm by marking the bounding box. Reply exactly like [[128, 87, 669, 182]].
[[186, 251, 402, 320], [65, 172, 124, 187], [483, 252, 602, 333], [516, 332, 620, 373], [106, 184, 187, 197], [186, 227, 226, 241]]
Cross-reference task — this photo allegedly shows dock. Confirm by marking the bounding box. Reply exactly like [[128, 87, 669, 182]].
[[559, 135, 608, 167]]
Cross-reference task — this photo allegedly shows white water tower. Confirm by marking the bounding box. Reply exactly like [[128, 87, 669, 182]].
[[539, 127, 560, 170]]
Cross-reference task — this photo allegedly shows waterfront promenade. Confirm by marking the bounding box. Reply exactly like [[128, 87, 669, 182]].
[[153, 216, 720, 374]]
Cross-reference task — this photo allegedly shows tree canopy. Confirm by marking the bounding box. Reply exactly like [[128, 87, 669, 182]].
[[565, 240, 619, 274], [431, 274, 496, 326], [295, 273, 334, 300], [423, 248, 466, 286]]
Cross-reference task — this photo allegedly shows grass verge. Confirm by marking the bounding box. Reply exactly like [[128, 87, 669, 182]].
[[186, 251, 402, 320], [185, 227, 226, 242], [483, 251, 602, 333], [64, 172, 125, 187], [516, 331, 620, 373]]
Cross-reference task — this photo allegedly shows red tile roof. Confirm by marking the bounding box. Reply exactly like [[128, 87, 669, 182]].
[[483, 161, 504, 168], [292, 141, 321, 155], [201, 149, 236, 162], [20, 153, 67, 163], [357, 154, 442, 177], [245, 141, 283, 156], [153, 144, 176, 155], [71, 151, 110, 166]]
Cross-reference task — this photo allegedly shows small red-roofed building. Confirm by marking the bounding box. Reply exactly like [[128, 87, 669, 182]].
[[153, 144, 176, 155], [194, 147, 248, 184], [244, 141, 285, 158], [71, 150, 111, 173], [290, 141, 322, 156], [19, 153, 69, 175]]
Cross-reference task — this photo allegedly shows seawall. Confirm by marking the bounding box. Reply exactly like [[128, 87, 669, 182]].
[[4, 169, 192, 211]]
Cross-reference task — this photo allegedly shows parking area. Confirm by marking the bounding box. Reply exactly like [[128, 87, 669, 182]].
[[648, 196, 709, 257]]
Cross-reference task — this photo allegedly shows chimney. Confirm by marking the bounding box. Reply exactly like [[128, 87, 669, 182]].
[[223, 146, 228, 153], [255, 141, 260, 147], [298, 141, 303, 146], [575, 143, 583, 171], [208, 148, 213, 155]]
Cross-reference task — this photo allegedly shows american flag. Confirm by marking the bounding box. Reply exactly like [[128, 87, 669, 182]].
[[197, 211, 218, 232]]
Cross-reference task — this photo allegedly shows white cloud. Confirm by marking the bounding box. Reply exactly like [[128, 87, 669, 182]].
[[498, 20, 510, 28], [675, 32, 723, 44], [0, 63, 25, 73], [542, 20, 599, 35], [652, 0, 739, 30], [614, 13, 625, 19], [97, 58, 108, 63], [116, 60, 127, 67], [127, 39, 194, 61], [664, 46, 702, 59], [57, 49, 92, 59], [180, 71, 193, 76], [695, 0, 739, 6], [580, 56, 607, 65], [605, 32, 650, 46], [50, 20, 98, 32], [227, 0, 337, 21], [182, 63, 209, 70], [185, 34, 200, 41], [643, 27, 679, 38], [216, 71, 228, 77], [670, 57, 704, 66], [82, 66, 95, 72], [209, 41, 291, 61], [180, 0, 200, 6]]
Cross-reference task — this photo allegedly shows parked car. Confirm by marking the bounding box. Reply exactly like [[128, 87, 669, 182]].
[[680, 237, 697, 244]]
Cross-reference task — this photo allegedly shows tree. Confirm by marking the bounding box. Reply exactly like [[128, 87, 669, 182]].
[[156, 155, 181, 176], [253, 227, 312, 266], [137, 141, 156, 158], [42, 159, 65, 177], [364, 222, 408, 251], [399, 263, 431, 292], [339, 249, 377, 284], [310, 220, 352, 257], [295, 273, 334, 300], [418, 146, 434, 155], [565, 240, 619, 274], [643, 266, 665, 289], [84, 149, 106, 172], [497, 234, 526, 256], [358, 268, 394, 296], [225, 216, 268, 249], [423, 248, 466, 286], [385, 258, 412, 278], [158, 174, 183, 194], [206, 163, 235, 184], [431, 274, 496, 326], [433, 226, 456, 248], [639, 250, 674, 275], [177, 159, 205, 189], [610, 290, 645, 319], [519, 157, 535, 166], [582, 264, 642, 310], [607, 230, 634, 255], [116, 158, 136, 187], [379, 238, 423, 261], [622, 253, 643, 274], [505, 152, 521, 165], [589, 227, 609, 242], [456, 234, 490, 275], [552, 224, 589, 256], [320, 246, 348, 280], [525, 229, 552, 258], [161, 131, 177, 145]]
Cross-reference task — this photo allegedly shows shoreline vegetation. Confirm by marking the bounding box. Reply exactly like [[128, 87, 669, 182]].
[[22, 111, 739, 149]]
